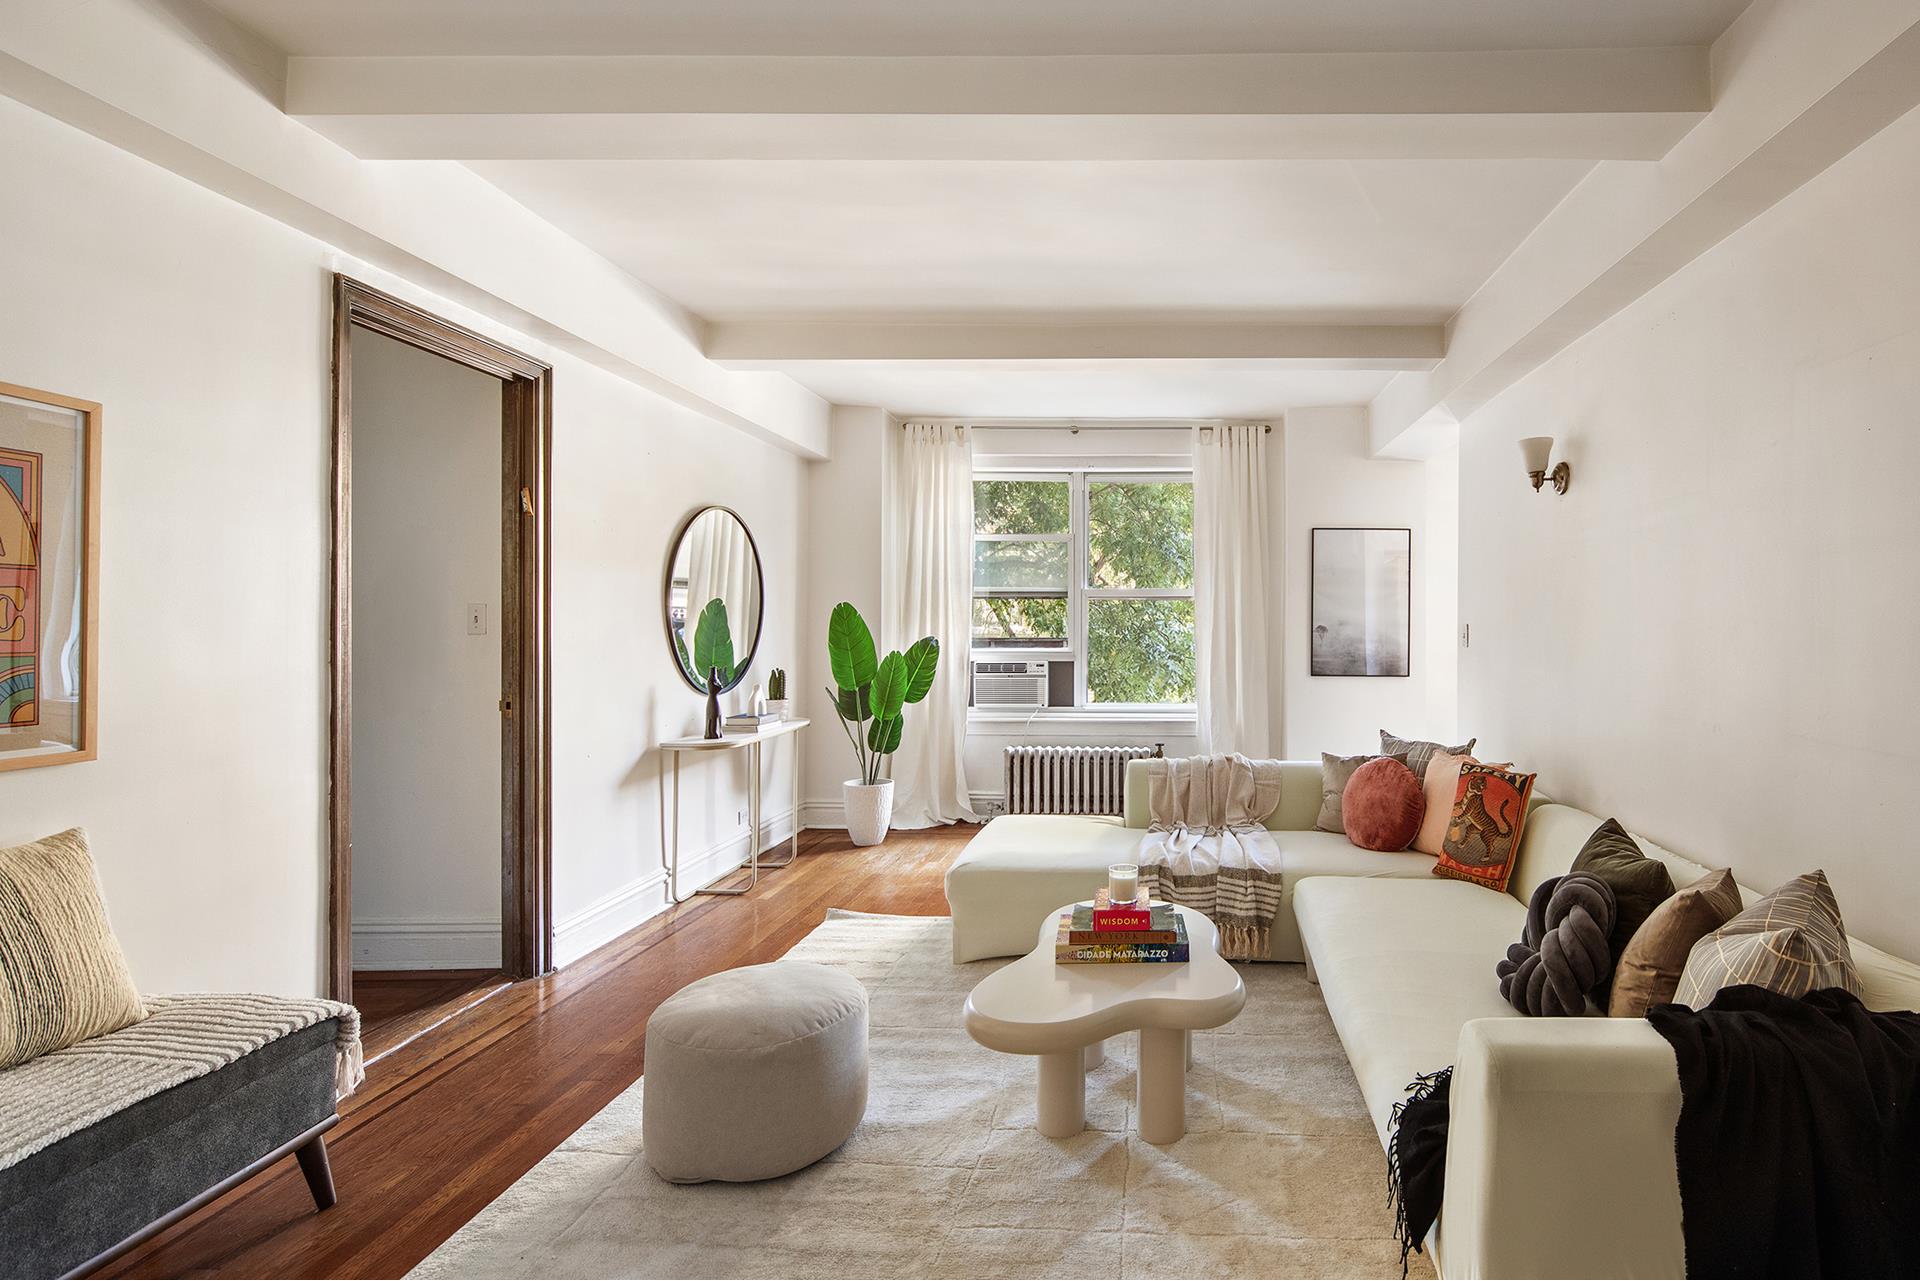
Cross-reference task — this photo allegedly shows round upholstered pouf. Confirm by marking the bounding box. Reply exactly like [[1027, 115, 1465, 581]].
[[1342, 756, 1426, 851], [642, 960, 869, 1183]]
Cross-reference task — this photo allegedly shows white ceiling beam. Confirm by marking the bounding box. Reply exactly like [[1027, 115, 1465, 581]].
[[286, 49, 1708, 161], [706, 321, 1444, 369], [1370, 3, 1920, 459]]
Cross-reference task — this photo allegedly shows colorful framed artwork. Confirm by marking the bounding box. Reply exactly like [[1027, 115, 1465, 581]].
[[1310, 526, 1411, 677], [0, 382, 100, 770]]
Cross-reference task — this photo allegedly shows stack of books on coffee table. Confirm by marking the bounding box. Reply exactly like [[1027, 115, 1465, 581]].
[[1054, 889, 1189, 964]]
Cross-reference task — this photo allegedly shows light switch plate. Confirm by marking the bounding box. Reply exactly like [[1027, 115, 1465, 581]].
[[467, 603, 488, 636]]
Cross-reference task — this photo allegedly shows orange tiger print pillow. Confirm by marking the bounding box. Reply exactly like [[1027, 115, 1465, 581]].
[[1434, 763, 1538, 892]]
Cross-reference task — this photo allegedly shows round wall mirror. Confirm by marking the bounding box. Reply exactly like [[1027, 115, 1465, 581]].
[[665, 506, 764, 693]]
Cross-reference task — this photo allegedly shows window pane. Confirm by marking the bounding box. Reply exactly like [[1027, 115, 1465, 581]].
[[974, 479, 1069, 535], [1087, 598, 1195, 704], [1088, 480, 1193, 588], [974, 540, 1069, 590], [971, 597, 1069, 647]]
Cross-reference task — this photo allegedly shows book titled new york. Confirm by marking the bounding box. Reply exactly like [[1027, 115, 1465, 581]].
[[1053, 915, 1190, 963], [1066, 903, 1184, 946]]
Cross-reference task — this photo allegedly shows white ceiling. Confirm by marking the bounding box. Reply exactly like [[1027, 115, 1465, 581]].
[[202, 0, 1750, 57], [203, 0, 1753, 419], [470, 159, 1592, 320]]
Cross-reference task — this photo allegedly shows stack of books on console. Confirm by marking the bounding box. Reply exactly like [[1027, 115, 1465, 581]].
[[722, 711, 782, 735], [1054, 889, 1189, 964]]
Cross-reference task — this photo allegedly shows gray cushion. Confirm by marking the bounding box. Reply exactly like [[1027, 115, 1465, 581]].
[[1315, 751, 1408, 834], [0, 1018, 339, 1279], [643, 961, 868, 1183], [1379, 730, 1477, 783]]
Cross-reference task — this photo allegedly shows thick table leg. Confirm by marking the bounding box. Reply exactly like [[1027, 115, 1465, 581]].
[[1185, 1029, 1194, 1069], [1137, 1028, 1188, 1144], [1084, 1038, 1106, 1070], [1036, 1050, 1086, 1137]]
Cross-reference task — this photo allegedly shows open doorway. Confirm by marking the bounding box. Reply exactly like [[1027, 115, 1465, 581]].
[[328, 277, 551, 1036]]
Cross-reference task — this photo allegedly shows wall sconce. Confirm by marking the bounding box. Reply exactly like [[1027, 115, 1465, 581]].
[[1519, 436, 1571, 495]]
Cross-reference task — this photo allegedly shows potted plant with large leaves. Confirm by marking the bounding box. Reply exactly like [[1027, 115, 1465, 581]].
[[825, 602, 938, 846]]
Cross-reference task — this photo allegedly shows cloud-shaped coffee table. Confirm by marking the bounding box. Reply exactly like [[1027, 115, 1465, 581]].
[[963, 902, 1246, 1143]]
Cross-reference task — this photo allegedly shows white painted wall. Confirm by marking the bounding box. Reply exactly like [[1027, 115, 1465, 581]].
[[349, 331, 503, 971], [1457, 104, 1920, 959], [800, 405, 886, 822], [0, 94, 806, 991], [0, 96, 331, 995], [1282, 407, 1458, 757]]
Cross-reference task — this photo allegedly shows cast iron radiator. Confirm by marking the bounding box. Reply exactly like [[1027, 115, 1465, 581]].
[[1002, 744, 1161, 816]]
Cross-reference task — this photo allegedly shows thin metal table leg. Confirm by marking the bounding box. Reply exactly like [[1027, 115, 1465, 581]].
[[751, 736, 799, 869]]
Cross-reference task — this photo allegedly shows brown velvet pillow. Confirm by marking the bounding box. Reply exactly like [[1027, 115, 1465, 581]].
[[1609, 867, 1743, 1017], [1341, 757, 1426, 851]]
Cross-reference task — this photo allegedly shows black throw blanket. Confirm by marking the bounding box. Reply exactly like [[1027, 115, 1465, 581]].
[[1648, 985, 1920, 1278], [1386, 1067, 1452, 1276]]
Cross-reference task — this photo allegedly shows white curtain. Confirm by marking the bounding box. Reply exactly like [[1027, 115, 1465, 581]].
[[881, 422, 979, 827], [1193, 423, 1277, 756], [685, 509, 758, 672]]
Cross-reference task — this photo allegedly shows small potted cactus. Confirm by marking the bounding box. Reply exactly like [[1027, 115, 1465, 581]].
[[764, 667, 790, 721]]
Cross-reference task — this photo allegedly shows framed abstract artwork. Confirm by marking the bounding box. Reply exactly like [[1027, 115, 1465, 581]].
[[0, 382, 100, 771], [1310, 527, 1410, 677]]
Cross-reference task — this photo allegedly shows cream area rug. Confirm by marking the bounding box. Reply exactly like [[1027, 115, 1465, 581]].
[[411, 911, 1433, 1280]]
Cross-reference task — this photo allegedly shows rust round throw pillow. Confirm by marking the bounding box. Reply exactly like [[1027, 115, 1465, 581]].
[[1342, 757, 1426, 851]]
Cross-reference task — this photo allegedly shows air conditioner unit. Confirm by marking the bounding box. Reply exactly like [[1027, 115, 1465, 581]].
[[972, 660, 1047, 709]]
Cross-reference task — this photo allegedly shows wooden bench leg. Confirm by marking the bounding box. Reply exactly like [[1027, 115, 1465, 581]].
[[295, 1134, 337, 1211]]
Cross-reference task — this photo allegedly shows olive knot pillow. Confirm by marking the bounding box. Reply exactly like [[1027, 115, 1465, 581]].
[[1496, 872, 1617, 1016], [1341, 756, 1425, 851]]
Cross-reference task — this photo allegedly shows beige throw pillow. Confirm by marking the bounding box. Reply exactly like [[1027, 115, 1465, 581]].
[[1674, 869, 1859, 1011], [0, 828, 146, 1069], [1609, 867, 1743, 1017], [1412, 750, 1474, 856]]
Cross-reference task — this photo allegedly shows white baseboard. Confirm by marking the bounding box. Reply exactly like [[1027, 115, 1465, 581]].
[[552, 808, 798, 968], [800, 797, 845, 829], [352, 917, 501, 971], [801, 794, 1002, 828]]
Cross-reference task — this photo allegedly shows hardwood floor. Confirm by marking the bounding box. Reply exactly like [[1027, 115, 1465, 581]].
[[103, 825, 970, 1280], [351, 970, 511, 1062]]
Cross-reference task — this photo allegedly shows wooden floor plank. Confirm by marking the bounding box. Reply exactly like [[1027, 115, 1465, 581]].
[[101, 825, 970, 1280]]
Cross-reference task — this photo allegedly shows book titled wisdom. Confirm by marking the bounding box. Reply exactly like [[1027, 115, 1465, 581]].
[[1054, 911, 1190, 963]]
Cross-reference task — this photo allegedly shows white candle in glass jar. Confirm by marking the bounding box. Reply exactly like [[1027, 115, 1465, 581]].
[[1107, 863, 1140, 906]]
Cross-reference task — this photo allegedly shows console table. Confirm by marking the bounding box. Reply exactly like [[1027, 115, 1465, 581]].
[[658, 718, 809, 903]]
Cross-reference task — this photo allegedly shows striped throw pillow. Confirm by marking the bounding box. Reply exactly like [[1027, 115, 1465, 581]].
[[0, 828, 146, 1069], [1674, 869, 1860, 1010]]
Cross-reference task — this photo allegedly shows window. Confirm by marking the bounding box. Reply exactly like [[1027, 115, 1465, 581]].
[[971, 472, 1195, 708]]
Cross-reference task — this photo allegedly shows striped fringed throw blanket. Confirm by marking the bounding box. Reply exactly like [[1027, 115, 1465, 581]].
[[0, 993, 363, 1171], [1136, 754, 1285, 961]]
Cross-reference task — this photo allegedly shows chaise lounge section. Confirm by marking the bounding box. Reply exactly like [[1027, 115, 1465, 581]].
[[944, 760, 1432, 963]]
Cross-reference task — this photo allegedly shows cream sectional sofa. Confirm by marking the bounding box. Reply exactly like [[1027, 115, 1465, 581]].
[[945, 759, 1920, 1278]]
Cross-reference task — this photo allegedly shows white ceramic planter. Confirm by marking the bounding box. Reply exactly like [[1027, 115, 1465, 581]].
[[844, 779, 895, 847], [764, 699, 791, 721]]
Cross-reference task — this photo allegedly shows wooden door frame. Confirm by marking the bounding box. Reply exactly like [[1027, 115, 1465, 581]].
[[328, 275, 553, 1003]]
